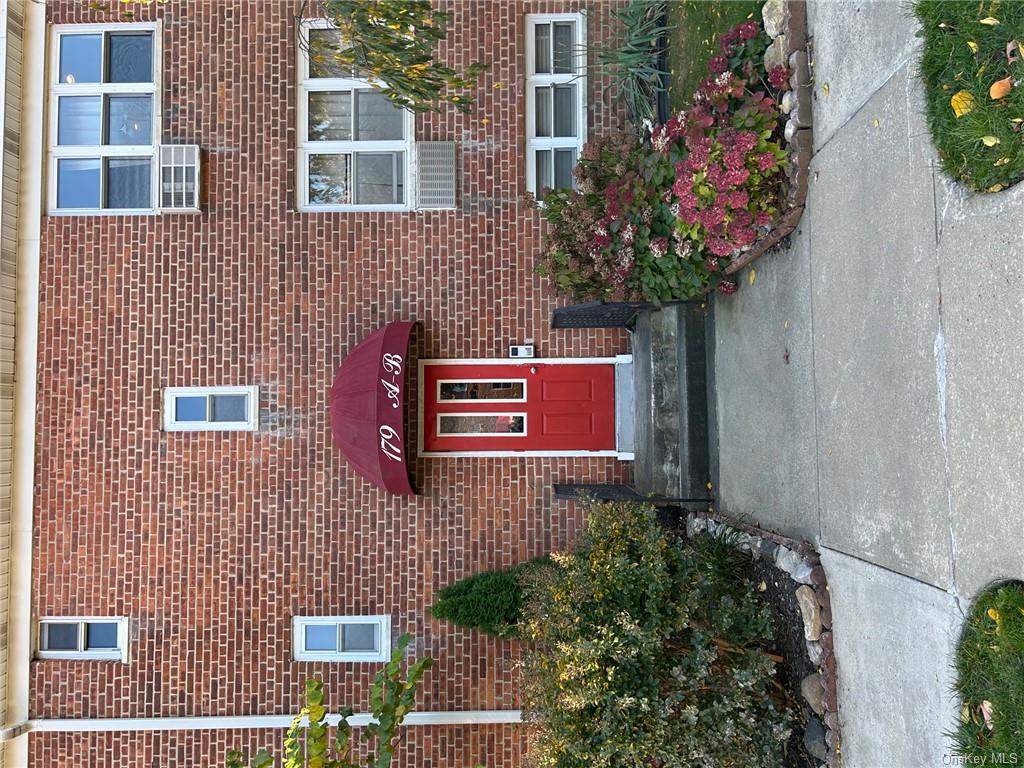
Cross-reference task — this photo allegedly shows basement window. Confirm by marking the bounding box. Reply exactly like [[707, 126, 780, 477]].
[[292, 616, 391, 662], [38, 617, 128, 661], [163, 386, 259, 432]]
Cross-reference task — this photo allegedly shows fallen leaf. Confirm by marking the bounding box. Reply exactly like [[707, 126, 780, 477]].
[[988, 607, 1001, 621], [980, 701, 995, 730], [961, 703, 971, 723], [968, 40, 979, 53], [987, 183, 1006, 192], [757, 580, 768, 592], [951, 89, 977, 117], [981, 135, 1001, 146], [979, 16, 1000, 25], [943, 84, 952, 90], [784, 319, 790, 330], [748, 269, 756, 286], [990, 76, 1013, 99], [822, 82, 830, 97], [1009, 40, 1022, 64], [994, 157, 1011, 166], [977, 63, 988, 79], [872, 118, 880, 127]]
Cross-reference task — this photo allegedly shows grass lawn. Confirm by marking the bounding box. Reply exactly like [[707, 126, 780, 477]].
[[915, 1, 1024, 191], [667, 0, 764, 111], [953, 582, 1024, 759]]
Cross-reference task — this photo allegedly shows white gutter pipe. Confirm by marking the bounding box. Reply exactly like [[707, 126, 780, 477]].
[[1, 710, 522, 737], [4, 0, 44, 764]]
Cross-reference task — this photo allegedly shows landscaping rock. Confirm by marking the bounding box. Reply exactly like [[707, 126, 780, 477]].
[[801, 672, 826, 715], [818, 630, 833, 652], [806, 639, 823, 666], [788, 49, 811, 89], [775, 545, 803, 575], [790, 561, 815, 584], [783, 85, 812, 128], [803, 716, 829, 760], [783, 0, 808, 54], [764, 35, 787, 71], [762, 0, 785, 38], [809, 565, 828, 587], [758, 539, 779, 560], [796, 585, 823, 640]]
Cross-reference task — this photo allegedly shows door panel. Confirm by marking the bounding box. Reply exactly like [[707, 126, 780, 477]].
[[422, 361, 615, 452]]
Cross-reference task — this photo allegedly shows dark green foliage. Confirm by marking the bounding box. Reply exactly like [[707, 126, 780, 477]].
[[952, 581, 1024, 760], [915, 0, 1024, 191], [667, 0, 763, 109], [597, 0, 673, 128], [226, 634, 432, 768], [430, 557, 553, 638], [521, 500, 792, 768]]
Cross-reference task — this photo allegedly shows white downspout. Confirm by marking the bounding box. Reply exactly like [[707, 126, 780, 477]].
[[5, 0, 44, 764]]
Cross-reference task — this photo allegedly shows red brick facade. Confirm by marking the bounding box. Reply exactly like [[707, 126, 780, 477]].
[[31, 1, 629, 765]]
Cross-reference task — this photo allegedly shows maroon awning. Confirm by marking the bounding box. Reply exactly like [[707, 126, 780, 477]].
[[330, 321, 417, 496]]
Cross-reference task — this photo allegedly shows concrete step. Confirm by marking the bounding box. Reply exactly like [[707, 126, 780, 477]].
[[632, 304, 711, 499], [615, 358, 635, 454]]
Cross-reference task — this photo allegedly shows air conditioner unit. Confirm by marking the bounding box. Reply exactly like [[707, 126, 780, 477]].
[[159, 144, 200, 211]]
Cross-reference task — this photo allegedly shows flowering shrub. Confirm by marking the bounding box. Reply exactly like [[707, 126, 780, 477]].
[[521, 501, 793, 768], [537, 20, 790, 301]]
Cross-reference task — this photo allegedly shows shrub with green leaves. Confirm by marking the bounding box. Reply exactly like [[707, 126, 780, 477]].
[[597, 0, 672, 128], [226, 634, 431, 768], [952, 581, 1024, 761], [521, 500, 792, 768], [915, 1, 1024, 191], [430, 557, 552, 638]]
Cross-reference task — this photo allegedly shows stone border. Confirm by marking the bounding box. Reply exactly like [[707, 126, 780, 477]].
[[687, 510, 841, 768], [726, 0, 812, 276]]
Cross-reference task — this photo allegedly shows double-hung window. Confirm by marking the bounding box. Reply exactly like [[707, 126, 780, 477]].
[[293, 616, 391, 662], [163, 386, 259, 432], [298, 22, 413, 211], [48, 24, 159, 213], [38, 617, 129, 661], [525, 14, 587, 199]]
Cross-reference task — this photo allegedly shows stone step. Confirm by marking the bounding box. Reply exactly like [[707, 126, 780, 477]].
[[632, 304, 711, 499]]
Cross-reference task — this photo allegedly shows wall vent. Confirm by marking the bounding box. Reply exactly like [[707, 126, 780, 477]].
[[159, 145, 200, 211], [416, 141, 457, 209]]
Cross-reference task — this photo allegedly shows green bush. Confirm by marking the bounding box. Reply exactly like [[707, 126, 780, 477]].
[[952, 581, 1024, 761], [521, 501, 792, 768], [430, 557, 552, 638], [915, 1, 1024, 191]]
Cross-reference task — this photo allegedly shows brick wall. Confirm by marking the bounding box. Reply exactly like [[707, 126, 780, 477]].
[[31, 1, 629, 765]]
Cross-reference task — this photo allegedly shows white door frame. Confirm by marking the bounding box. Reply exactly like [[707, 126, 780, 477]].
[[416, 356, 629, 458]]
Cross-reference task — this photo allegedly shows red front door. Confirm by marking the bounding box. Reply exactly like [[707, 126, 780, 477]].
[[421, 361, 616, 453]]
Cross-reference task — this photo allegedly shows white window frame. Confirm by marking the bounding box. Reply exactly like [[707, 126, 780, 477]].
[[37, 617, 129, 662], [525, 13, 587, 198], [297, 20, 414, 212], [47, 22, 162, 215], [292, 615, 392, 662], [162, 386, 260, 432]]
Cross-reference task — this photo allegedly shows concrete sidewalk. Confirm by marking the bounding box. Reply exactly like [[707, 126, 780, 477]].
[[711, 1, 1024, 765]]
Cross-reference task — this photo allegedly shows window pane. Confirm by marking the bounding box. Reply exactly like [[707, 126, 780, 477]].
[[341, 623, 378, 652], [553, 85, 576, 137], [106, 96, 153, 146], [308, 91, 352, 141], [106, 158, 151, 209], [355, 153, 402, 205], [59, 34, 102, 84], [534, 86, 551, 137], [534, 23, 551, 74], [308, 28, 351, 78], [309, 154, 351, 205], [304, 624, 338, 652], [57, 96, 102, 145], [174, 396, 208, 422], [439, 414, 525, 435], [210, 394, 248, 423], [43, 623, 79, 651], [85, 622, 118, 650], [355, 91, 404, 141], [535, 150, 552, 197], [553, 22, 576, 74], [57, 158, 101, 209], [439, 382, 525, 400], [107, 32, 154, 83], [554, 148, 576, 191]]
